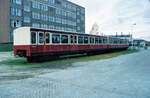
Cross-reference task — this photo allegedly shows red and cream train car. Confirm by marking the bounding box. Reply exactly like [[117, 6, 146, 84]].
[[14, 27, 129, 62]]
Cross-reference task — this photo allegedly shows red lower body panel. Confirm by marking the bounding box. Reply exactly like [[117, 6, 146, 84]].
[[14, 44, 129, 57]]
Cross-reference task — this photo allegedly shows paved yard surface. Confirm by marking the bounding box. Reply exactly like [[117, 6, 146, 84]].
[[0, 49, 150, 98]]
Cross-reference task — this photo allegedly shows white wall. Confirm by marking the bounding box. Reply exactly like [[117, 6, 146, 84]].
[[14, 27, 31, 45]]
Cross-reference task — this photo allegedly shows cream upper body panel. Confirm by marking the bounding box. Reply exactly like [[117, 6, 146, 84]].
[[14, 27, 31, 45]]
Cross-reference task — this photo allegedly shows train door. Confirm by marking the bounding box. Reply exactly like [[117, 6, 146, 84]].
[[70, 35, 77, 50], [37, 32, 44, 52], [31, 32, 38, 45], [31, 31, 38, 53], [38, 32, 44, 45]]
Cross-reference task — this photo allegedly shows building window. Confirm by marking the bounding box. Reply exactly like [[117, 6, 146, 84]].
[[77, 19, 80, 23], [11, 20, 22, 28], [67, 3, 72, 9], [32, 1, 40, 9], [24, 16, 30, 23], [62, 27, 65, 31], [12, 0, 22, 5], [49, 16, 55, 22], [41, 4, 48, 11], [49, 7, 56, 13], [55, 26, 62, 31], [81, 16, 84, 21], [24, 5, 30, 12], [32, 23, 40, 28], [55, 0, 62, 6], [62, 19, 66, 24], [11, 8, 22, 16], [62, 2, 66, 8], [32, 12, 40, 19], [77, 11, 80, 15], [56, 17, 61, 23], [41, 14, 48, 21], [49, 25, 55, 30], [41, 24, 48, 29], [81, 9, 85, 14], [49, 0, 55, 4], [77, 26, 80, 31], [56, 9, 61, 15], [72, 5, 76, 12], [62, 11, 67, 16], [72, 13, 76, 19]]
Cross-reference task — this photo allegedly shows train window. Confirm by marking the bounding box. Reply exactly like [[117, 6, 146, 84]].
[[31, 32, 36, 44], [120, 39, 123, 44], [122, 40, 124, 44], [90, 37, 94, 44], [84, 36, 88, 44], [71, 35, 77, 44], [99, 37, 102, 44], [103, 37, 107, 44], [126, 40, 129, 44], [95, 37, 99, 44], [116, 39, 119, 44], [52, 34, 60, 44], [112, 39, 115, 44], [109, 38, 113, 44], [114, 39, 117, 44], [74, 36, 77, 43], [39, 32, 44, 44], [71, 35, 73, 43], [61, 35, 68, 44], [46, 33, 50, 44], [78, 36, 84, 44]]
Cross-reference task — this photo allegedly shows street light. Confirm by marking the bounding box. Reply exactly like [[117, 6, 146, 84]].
[[131, 23, 136, 48]]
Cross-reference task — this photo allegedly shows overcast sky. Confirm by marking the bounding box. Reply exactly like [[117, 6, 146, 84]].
[[70, 0, 150, 40]]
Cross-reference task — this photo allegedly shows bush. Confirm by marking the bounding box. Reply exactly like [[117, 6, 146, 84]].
[[0, 44, 13, 52]]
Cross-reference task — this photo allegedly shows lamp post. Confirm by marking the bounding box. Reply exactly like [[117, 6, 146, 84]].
[[131, 23, 136, 48]]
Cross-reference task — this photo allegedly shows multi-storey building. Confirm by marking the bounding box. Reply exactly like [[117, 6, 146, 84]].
[[0, 0, 85, 43]]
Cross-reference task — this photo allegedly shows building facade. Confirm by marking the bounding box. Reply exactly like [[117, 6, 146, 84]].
[[133, 39, 147, 47], [111, 35, 132, 41], [0, 0, 85, 43]]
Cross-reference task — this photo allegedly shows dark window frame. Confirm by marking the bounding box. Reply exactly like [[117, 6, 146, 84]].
[[31, 32, 37, 44], [84, 36, 88, 44], [70, 35, 77, 44], [61, 34, 69, 44], [95, 37, 99, 44], [52, 33, 60, 44], [46, 32, 50, 44], [38, 32, 44, 44], [90, 37, 95, 44], [78, 36, 84, 44]]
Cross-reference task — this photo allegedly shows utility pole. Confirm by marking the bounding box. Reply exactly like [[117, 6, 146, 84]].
[[131, 23, 136, 48]]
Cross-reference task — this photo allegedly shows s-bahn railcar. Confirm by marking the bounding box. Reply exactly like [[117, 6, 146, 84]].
[[14, 27, 129, 62]]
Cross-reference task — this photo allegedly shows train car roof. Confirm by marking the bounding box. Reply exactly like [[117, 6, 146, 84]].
[[30, 27, 106, 37], [15, 27, 128, 40]]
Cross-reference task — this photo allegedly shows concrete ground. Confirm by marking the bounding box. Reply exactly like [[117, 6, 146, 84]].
[[0, 49, 150, 98]]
